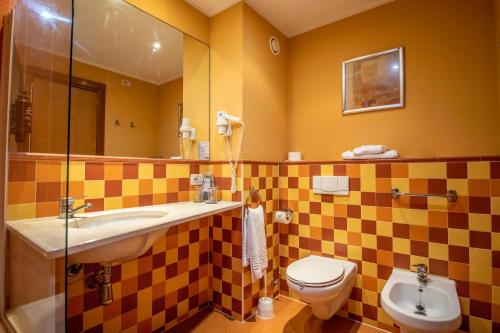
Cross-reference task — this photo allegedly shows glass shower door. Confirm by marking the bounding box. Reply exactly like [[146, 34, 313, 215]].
[[1, 0, 73, 332]]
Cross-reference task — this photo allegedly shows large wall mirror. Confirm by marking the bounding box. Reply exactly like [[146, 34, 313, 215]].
[[8, 0, 210, 160]]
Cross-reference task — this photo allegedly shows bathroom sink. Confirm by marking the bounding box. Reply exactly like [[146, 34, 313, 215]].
[[68, 210, 169, 264], [381, 269, 461, 333], [69, 210, 168, 229]]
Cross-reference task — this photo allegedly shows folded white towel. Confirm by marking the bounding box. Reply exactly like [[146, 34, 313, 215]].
[[242, 205, 268, 282], [353, 145, 388, 156], [342, 149, 399, 160]]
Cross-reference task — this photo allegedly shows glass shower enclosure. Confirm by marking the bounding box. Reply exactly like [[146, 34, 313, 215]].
[[1, 0, 73, 332]]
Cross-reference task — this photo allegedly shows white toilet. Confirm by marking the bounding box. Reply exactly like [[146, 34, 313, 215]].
[[286, 255, 358, 320]]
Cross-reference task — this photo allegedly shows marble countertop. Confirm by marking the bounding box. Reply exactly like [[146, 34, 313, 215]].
[[6, 201, 242, 260]]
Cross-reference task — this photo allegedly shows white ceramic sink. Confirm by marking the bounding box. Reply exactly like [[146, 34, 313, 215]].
[[381, 269, 461, 333], [68, 210, 168, 264], [69, 210, 168, 229]]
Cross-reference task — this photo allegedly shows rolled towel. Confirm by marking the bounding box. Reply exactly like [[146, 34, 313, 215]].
[[353, 145, 388, 156], [342, 150, 399, 160]]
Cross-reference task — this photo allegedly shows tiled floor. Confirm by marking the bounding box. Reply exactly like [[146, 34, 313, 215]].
[[167, 296, 387, 333]]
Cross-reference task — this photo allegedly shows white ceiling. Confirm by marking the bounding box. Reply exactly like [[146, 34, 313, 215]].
[[185, 0, 394, 37], [73, 0, 184, 85]]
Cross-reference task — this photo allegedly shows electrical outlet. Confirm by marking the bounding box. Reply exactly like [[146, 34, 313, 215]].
[[190, 174, 203, 186]]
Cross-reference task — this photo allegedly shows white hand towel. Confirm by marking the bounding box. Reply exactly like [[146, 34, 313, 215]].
[[242, 205, 268, 282], [342, 149, 399, 160], [353, 145, 388, 156]]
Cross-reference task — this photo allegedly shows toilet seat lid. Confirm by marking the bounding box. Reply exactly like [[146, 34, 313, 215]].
[[287, 255, 345, 287]]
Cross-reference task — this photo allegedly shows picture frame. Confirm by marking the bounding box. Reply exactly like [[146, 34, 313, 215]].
[[342, 47, 404, 115]]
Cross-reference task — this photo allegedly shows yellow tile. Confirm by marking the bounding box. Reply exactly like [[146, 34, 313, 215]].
[[83, 180, 104, 198], [310, 214, 322, 227], [104, 197, 122, 210], [492, 197, 500, 215], [320, 164, 333, 175], [376, 221, 393, 237], [121, 260, 138, 279], [459, 296, 470, 315], [299, 248, 310, 259], [361, 234, 377, 249], [298, 224, 310, 238], [288, 189, 299, 201], [391, 178, 409, 192], [122, 179, 139, 196], [429, 243, 448, 261], [361, 206, 376, 220], [492, 286, 500, 305], [469, 264, 492, 284], [298, 201, 309, 213], [360, 164, 375, 178], [288, 165, 299, 177], [7, 203, 36, 220], [469, 213, 492, 232], [153, 179, 166, 194], [288, 235, 299, 248], [347, 218, 361, 233], [103, 316, 121, 333], [152, 312, 165, 332], [152, 268, 164, 285], [348, 245, 361, 260], [68, 161, 85, 181], [377, 308, 393, 325], [335, 191, 360, 205], [83, 307, 103, 330], [469, 316, 492, 333], [321, 240, 334, 255], [427, 163, 447, 178], [493, 233, 500, 251], [321, 203, 334, 216], [347, 299, 362, 316], [138, 163, 153, 179], [448, 229, 469, 246], [361, 261, 377, 277], [408, 163, 428, 178], [410, 256, 428, 267], [333, 230, 347, 243], [178, 299, 189, 317], [446, 179, 468, 197], [470, 248, 492, 268], [137, 288, 152, 322], [392, 208, 410, 224], [467, 161, 490, 179], [409, 209, 428, 226], [362, 289, 378, 306], [298, 177, 309, 189], [393, 238, 410, 254], [360, 178, 376, 192]]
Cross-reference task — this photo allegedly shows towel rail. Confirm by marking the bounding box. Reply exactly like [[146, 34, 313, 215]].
[[245, 186, 262, 207], [391, 188, 458, 202]]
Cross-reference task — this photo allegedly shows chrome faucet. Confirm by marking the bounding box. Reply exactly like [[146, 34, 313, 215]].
[[58, 197, 93, 219], [412, 264, 429, 284]]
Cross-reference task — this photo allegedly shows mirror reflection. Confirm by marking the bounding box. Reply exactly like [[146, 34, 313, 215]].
[[9, 0, 210, 160]]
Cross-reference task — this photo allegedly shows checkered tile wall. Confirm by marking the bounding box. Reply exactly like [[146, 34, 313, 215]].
[[278, 159, 500, 333]]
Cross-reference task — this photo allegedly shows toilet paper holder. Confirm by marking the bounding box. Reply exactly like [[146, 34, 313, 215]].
[[275, 209, 293, 223]]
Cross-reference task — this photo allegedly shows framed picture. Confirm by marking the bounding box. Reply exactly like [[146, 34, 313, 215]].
[[342, 47, 404, 115]]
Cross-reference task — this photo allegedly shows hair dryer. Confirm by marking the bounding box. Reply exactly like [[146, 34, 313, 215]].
[[216, 111, 245, 193]]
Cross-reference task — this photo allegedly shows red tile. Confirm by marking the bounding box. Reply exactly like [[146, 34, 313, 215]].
[[428, 179, 447, 195], [429, 258, 448, 277], [346, 205, 361, 218], [393, 223, 410, 238], [410, 240, 428, 257], [123, 163, 138, 179], [36, 182, 61, 202], [447, 162, 467, 179], [491, 162, 500, 179], [8, 160, 36, 181], [429, 227, 448, 244], [448, 212, 468, 229], [361, 219, 376, 234], [153, 164, 166, 178], [361, 192, 376, 206], [470, 231, 491, 249], [375, 164, 391, 178], [469, 197, 491, 214], [377, 236, 393, 251], [105, 180, 122, 197], [85, 162, 104, 180], [449, 245, 469, 264]]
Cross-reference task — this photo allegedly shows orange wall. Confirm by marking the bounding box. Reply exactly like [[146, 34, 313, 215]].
[[242, 3, 288, 161], [288, 0, 500, 160]]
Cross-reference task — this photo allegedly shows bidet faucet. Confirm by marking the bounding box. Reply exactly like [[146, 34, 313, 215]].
[[58, 197, 93, 219], [412, 264, 429, 284]]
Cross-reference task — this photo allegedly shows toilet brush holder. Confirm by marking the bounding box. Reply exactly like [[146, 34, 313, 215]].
[[257, 297, 274, 320]]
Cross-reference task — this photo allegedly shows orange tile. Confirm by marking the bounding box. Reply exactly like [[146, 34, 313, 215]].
[[409, 179, 427, 192], [298, 189, 309, 201], [469, 282, 491, 303], [8, 182, 35, 204], [449, 262, 469, 281], [298, 165, 309, 177], [321, 215, 334, 229], [468, 179, 490, 197], [153, 193, 167, 205], [36, 201, 58, 217], [333, 204, 347, 218], [492, 180, 500, 197], [36, 161, 62, 182], [392, 163, 409, 178], [310, 226, 322, 240], [346, 164, 360, 178], [139, 179, 153, 195], [428, 211, 447, 228], [166, 178, 178, 192], [409, 225, 428, 241], [347, 232, 361, 246], [377, 250, 394, 267], [375, 178, 392, 193], [123, 196, 139, 208], [376, 207, 392, 222], [68, 181, 84, 198], [362, 275, 378, 291]]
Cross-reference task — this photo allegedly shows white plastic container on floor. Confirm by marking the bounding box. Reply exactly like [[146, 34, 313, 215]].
[[257, 297, 274, 320]]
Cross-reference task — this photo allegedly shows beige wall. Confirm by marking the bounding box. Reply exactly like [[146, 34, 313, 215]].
[[125, 0, 209, 44], [209, 3, 244, 161], [288, 0, 500, 160], [73, 61, 160, 158], [242, 3, 288, 161], [158, 77, 183, 158]]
